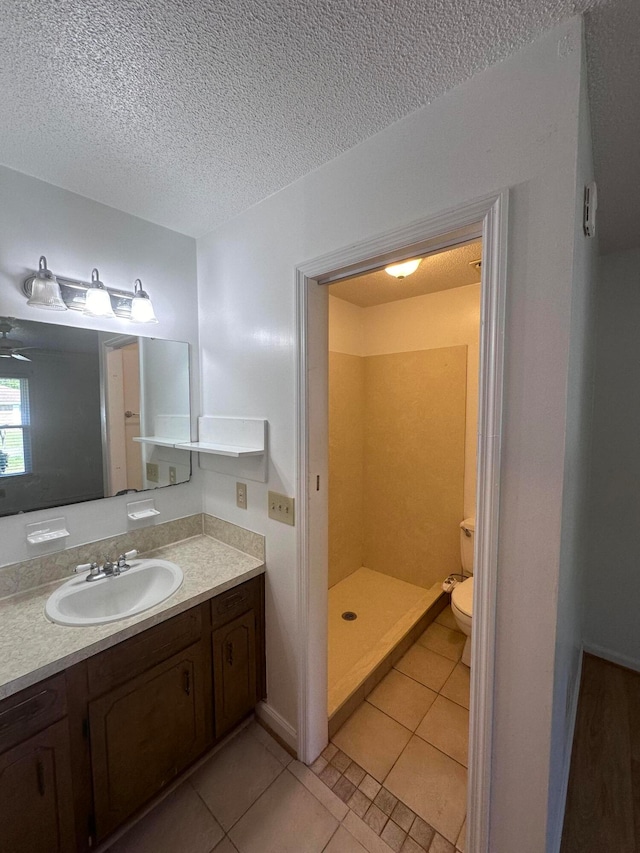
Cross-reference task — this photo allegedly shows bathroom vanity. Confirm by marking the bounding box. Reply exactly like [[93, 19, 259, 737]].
[[0, 538, 265, 853]]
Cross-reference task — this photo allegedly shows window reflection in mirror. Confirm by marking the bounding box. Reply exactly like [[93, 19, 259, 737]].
[[0, 318, 191, 517]]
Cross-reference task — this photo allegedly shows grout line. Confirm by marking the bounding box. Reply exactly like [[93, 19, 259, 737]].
[[321, 822, 342, 851]]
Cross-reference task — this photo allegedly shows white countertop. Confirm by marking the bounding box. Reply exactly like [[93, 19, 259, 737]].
[[0, 534, 265, 701]]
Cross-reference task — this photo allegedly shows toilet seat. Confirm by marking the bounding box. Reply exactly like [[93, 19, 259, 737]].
[[452, 576, 473, 618]]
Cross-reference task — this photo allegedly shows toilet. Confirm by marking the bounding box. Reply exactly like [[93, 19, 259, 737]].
[[451, 517, 474, 667]]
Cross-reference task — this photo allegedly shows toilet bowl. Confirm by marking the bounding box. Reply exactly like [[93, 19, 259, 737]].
[[452, 517, 475, 667], [451, 576, 473, 667]]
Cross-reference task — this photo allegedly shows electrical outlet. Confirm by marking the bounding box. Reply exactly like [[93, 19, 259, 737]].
[[268, 490, 295, 526], [169, 466, 177, 485], [146, 462, 159, 483], [236, 482, 247, 509]]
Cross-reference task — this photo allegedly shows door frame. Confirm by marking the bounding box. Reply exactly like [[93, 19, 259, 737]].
[[295, 190, 509, 853]]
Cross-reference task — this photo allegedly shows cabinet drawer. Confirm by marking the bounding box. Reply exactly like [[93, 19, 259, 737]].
[[211, 578, 259, 628], [87, 607, 203, 697], [0, 674, 67, 754]]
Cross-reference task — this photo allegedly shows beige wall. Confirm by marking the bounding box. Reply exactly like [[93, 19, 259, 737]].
[[362, 346, 467, 587], [330, 285, 480, 518], [328, 352, 365, 587], [329, 293, 469, 589]]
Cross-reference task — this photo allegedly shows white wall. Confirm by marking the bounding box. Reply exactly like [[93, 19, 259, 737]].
[[197, 18, 585, 851], [329, 286, 480, 518], [584, 246, 640, 668], [546, 51, 598, 852], [0, 166, 201, 567]]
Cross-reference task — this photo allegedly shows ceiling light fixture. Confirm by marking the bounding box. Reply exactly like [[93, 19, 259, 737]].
[[22, 257, 160, 323], [83, 268, 116, 318], [26, 256, 67, 311], [384, 258, 422, 279]]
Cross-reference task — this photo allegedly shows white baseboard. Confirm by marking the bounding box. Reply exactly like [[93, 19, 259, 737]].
[[583, 641, 640, 673], [255, 701, 298, 754], [548, 649, 583, 853]]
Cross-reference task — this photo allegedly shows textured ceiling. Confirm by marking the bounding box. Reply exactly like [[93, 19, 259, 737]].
[[330, 241, 482, 307], [0, 0, 632, 250]]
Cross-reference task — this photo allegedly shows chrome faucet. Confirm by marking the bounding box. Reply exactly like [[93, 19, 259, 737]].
[[102, 556, 118, 576], [85, 561, 106, 582], [75, 550, 138, 582]]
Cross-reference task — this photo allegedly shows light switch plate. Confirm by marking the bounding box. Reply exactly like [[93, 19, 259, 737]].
[[146, 462, 159, 483], [236, 482, 247, 509], [268, 491, 295, 526]]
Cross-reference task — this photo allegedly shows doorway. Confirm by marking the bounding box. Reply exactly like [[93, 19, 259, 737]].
[[101, 335, 143, 496], [295, 192, 508, 853]]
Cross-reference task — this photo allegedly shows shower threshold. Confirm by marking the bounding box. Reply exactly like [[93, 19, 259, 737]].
[[328, 567, 445, 736]]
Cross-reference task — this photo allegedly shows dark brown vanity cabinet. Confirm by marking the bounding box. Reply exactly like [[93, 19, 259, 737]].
[[0, 573, 265, 852], [89, 641, 209, 840], [211, 578, 264, 740], [0, 675, 76, 853], [213, 611, 257, 739]]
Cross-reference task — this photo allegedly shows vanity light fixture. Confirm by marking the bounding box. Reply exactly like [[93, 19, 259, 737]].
[[130, 279, 158, 324], [384, 258, 422, 279], [83, 268, 116, 318], [26, 256, 67, 311], [22, 257, 160, 323]]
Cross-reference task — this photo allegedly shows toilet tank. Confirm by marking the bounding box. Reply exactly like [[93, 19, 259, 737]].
[[460, 517, 475, 574]]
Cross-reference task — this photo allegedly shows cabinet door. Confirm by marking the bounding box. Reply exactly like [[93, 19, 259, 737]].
[[213, 610, 257, 739], [89, 641, 207, 840], [0, 719, 75, 853]]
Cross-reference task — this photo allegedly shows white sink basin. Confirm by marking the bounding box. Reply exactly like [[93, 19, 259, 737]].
[[45, 559, 184, 627]]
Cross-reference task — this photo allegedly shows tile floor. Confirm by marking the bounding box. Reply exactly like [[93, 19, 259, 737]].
[[318, 607, 469, 851], [104, 607, 468, 853]]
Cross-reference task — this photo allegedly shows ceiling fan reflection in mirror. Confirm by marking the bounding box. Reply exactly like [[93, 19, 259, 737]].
[[0, 320, 33, 362]]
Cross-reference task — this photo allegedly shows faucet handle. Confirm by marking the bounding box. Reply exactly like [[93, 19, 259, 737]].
[[117, 554, 131, 571]]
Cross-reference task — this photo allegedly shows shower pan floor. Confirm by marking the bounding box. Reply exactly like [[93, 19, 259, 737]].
[[329, 567, 442, 723]]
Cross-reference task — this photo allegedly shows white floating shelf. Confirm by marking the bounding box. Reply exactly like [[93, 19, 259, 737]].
[[194, 416, 268, 482], [132, 436, 183, 449], [176, 441, 264, 457]]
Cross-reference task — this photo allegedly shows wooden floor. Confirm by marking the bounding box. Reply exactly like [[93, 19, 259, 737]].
[[561, 653, 640, 852]]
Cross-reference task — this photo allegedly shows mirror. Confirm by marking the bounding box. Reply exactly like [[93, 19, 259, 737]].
[[0, 317, 191, 518]]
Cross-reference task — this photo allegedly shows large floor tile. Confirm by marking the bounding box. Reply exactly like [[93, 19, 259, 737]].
[[415, 696, 469, 767], [394, 644, 456, 692], [247, 720, 293, 766], [323, 825, 369, 852], [288, 760, 349, 821], [342, 810, 401, 853], [416, 623, 465, 662], [190, 728, 284, 830], [385, 736, 467, 844], [333, 702, 412, 782], [229, 770, 337, 853], [213, 839, 239, 853], [367, 669, 437, 731], [109, 782, 224, 853], [440, 663, 471, 710], [435, 606, 459, 631]]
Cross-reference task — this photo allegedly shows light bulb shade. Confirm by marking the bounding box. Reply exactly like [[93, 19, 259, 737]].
[[385, 258, 422, 279], [84, 269, 115, 318], [27, 256, 67, 310], [130, 280, 158, 323]]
